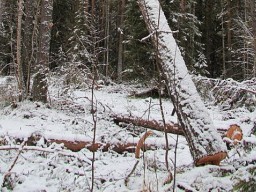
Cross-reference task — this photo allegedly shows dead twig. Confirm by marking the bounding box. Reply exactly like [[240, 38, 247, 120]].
[[0, 145, 92, 164], [135, 131, 153, 158], [1, 139, 27, 189]]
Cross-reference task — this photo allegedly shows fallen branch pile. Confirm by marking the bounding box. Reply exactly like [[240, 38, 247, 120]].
[[0, 116, 245, 155], [193, 76, 256, 111]]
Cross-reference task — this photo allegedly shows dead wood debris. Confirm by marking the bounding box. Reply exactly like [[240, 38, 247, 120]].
[[135, 131, 153, 158], [129, 87, 169, 98], [0, 132, 169, 153], [112, 115, 184, 136]]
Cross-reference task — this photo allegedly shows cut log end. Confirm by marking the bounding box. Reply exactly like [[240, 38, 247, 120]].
[[195, 152, 227, 166], [225, 124, 243, 144]]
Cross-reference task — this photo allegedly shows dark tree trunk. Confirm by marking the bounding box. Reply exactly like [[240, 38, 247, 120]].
[[117, 0, 125, 81], [17, 0, 24, 101], [22, 0, 34, 97], [32, 0, 53, 103], [31, 72, 47, 103], [0, 0, 4, 25]]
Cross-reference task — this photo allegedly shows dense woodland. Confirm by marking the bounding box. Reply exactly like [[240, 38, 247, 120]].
[[1, 0, 256, 89]]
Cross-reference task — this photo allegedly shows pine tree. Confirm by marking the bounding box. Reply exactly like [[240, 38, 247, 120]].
[[162, 0, 208, 75]]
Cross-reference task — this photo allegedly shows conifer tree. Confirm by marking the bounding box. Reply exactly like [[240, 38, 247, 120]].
[[124, 0, 155, 80], [162, 0, 208, 75]]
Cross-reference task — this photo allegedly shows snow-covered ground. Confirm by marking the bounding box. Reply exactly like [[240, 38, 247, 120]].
[[0, 76, 255, 191]]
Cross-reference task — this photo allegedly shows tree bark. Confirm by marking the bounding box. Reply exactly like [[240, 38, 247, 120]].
[[117, 0, 125, 81], [16, 0, 24, 101], [0, 0, 4, 25], [104, 0, 110, 77], [0, 133, 172, 153], [137, 0, 227, 166], [112, 115, 184, 136], [32, 0, 53, 103], [112, 114, 232, 136], [226, 0, 232, 77]]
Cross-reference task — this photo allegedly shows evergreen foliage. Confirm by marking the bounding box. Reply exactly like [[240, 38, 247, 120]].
[[226, 0, 256, 80], [124, 0, 156, 80], [0, 0, 17, 75], [50, 0, 79, 69], [162, 0, 208, 75], [67, 0, 91, 65], [0, 0, 256, 81], [234, 165, 256, 192]]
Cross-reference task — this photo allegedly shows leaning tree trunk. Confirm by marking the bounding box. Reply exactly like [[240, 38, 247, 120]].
[[138, 0, 227, 166]]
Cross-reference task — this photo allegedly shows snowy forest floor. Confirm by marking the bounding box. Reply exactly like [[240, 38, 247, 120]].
[[0, 75, 256, 192]]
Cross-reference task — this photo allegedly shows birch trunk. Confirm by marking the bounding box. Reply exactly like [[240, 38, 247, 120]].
[[138, 0, 227, 166]]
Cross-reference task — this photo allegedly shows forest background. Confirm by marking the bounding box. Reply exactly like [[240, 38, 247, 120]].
[[0, 0, 256, 97]]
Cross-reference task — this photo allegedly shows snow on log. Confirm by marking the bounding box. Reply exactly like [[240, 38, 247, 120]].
[[137, 0, 227, 165], [112, 114, 232, 136], [0, 132, 173, 153], [112, 114, 184, 135], [224, 124, 243, 146]]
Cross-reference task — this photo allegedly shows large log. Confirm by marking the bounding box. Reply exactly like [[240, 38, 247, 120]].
[[112, 115, 184, 135], [112, 114, 230, 136], [137, 0, 227, 165], [0, 132, 173, 153]]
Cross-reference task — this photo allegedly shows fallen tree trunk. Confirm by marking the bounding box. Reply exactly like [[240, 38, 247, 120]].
[[112, 115, 184, 135], [49, 138, 139, 153], [0, 132, 173, 153], [112, 115, 229, 136], [138, 0, 227, 165]]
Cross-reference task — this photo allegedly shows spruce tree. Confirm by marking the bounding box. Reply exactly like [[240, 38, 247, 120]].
[[124, 0, 156, 80], [162, 0, 208, 75]]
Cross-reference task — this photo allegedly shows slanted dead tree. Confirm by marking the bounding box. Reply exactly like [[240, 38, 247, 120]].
[[138, 0, 227, 165]]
